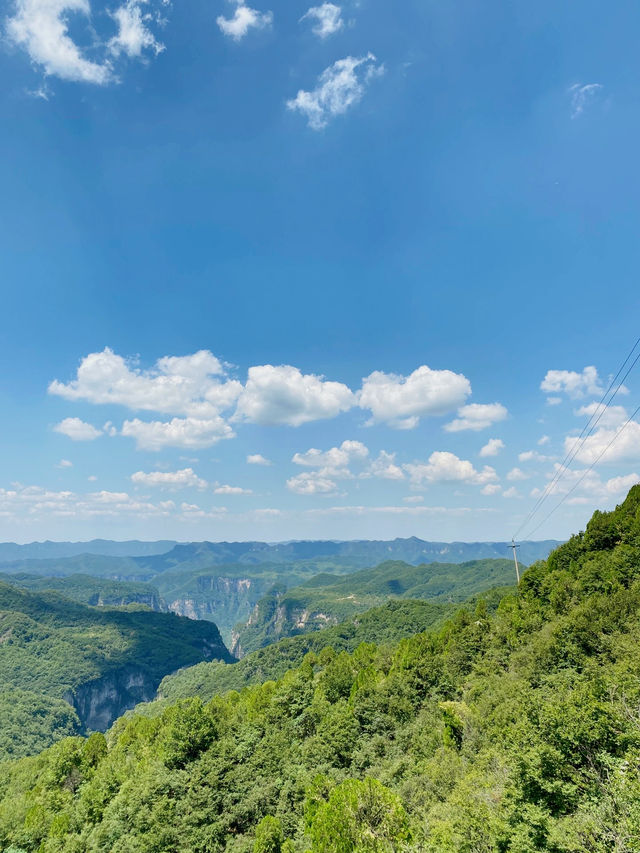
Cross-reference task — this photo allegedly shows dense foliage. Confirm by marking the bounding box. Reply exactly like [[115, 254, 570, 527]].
[[0, 489, 638, 851], [0, 573, 162, 609], [234, 558, 517, 655], [156, 598, 470, 703], [0, 581, 231, 758]]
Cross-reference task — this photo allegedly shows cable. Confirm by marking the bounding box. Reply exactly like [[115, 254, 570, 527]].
[[512, 335, 640, 541], [521, 400, 640, 541]]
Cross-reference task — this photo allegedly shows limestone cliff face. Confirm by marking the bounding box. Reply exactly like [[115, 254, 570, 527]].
[[163, 576, 268, 645], [65, 667, 156, 732]]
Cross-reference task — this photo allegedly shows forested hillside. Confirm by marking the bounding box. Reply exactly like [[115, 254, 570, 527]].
[[0, 488, 639, 851], [0, 582, 232, 760], [233, 558, 517, 656], [0, 573, 162, 610]]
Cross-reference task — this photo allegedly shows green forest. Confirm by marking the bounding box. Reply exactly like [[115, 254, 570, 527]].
[[1, 487, 640, 851]]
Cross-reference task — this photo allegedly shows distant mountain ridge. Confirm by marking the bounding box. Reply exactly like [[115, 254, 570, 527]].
[[0, 536, 560, 569]]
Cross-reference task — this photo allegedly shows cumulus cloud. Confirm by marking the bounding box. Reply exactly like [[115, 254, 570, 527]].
[[575, 402, 628, 429], [518, 450, 552, 463], [506, 467, 529, 482], [502, 487, 521, 499], [54, 417, 102, 441], [49, 348, 241, 418], [213, 484, 253, 495], [0, 484, 177, 520], [538, 435, 550, 446], [131, 468, 207, 490], [564, 420, 640, 466], [368, 450, 404, 481], [404, 451, 498, 487], [300, 2, 343, 38], [247, 453, 272, 466], [293, 439, 368, 469], [108, 0, 164, 57], [6, 0, 113, 83], [358, 365, 470, 429], [235, 364, 354, 426], [286, 471, 339, 496], [56, 459, 73, 468], [481, 484, 501, 496], [445, 403, 508, 433], [569, 83, 603, 119], [531, 466, 639, 503], [479, 438, 504, 458], [287, 53, 383, 130], [122, 416, 235, 450], [217, 0, 272, 40], [540, 366, 603, 399]]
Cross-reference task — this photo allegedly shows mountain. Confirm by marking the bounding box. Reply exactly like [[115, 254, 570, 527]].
[[0, 580, 232, 759], [232, 557, 518, 656], [0, 488, 637, 851], [0, 538, 557, 646], [0, 540, 177, 561], [155, 593, 508, 705], [0, 572, 163, 610]]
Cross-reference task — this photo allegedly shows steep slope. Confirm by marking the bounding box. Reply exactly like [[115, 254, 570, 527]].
[[233, 557, 517, 655], [0, 581, 232, 752], [156, 597, 467, 703], [0, 572, 163, 610], [0, 489, 636, 851]]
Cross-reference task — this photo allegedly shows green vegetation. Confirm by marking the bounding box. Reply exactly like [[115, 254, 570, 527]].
[[233, 558, 518, 655], [157, 598, 470, 703], [0, 489, 637, 850], [0, 573, 162, 609], [0, 580, 231, 759]]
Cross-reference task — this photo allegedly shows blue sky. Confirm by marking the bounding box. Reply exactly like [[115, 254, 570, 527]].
[[1, 0, 639, 543]]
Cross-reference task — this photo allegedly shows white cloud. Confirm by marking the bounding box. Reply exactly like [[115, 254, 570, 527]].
[[479, 438, 504, 458], [300, 2, 343, 38], [247, 453, 272, 466], [540, 366, 602, 399], [404, 451, 498, 487], [538, 435, 550, 446], [88, 475, 98, 481], [49, 348, 241, 419], [569, 83, 603, 119], [575, 402, 628, 429], [6, 0, 113, 84], [292, 439, 368, 469], [481, 484, 501, 496], [287, 53, 383, 130], [368, 450, 404, 481], [217, 0, 272, 40], [564, 420, 640, 466], [286, 471, 338, 495], [546, 397, 562, 406], [518, 449, 552, 463], [531, 466, 639, 502], [403, 495, 424, 503], [108, 0, 164, 57], [56, 459, 73, 468], [131, 468, 207, 490], [502, 487, 521, 499], [358, 365, 470, 429], [214, 484, 253, 495], [235, 364, 354, 426], [0, 484, 177, 520], [54, 417, 102, 441], [445, 403, 508, 433], [506, 467, 529, 482], [122, 416, 235, 450]]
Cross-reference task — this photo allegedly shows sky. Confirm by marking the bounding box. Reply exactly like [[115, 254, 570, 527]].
[[1, 0, 640, 543]]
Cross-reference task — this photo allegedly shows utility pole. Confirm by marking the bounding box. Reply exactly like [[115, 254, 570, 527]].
[[511, 539, 520, 585]]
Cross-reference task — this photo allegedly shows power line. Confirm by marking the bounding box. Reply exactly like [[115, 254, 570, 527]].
[[521, 400, 640, 541], [513, 335, 640, 541]]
